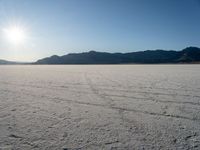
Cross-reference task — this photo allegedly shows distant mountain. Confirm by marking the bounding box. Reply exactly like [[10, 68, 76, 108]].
[[0, 59, 18, 64], [35, 47, 200, 64]]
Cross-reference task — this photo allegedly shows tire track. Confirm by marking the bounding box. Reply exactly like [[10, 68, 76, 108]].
[[84, 72, 115, 107], [104, 94, 200, 106], [1, 87, 200, 122], [82, 73, 200, 122], [1, 84, 200, 108], [1, 81, 200, 98]]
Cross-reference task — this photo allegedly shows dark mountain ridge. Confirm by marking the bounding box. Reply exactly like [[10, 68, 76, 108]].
[[35, 47, 200, 64]]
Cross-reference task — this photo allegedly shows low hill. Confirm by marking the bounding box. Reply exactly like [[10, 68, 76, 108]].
[[35, 47, 200, 64], [0, 59, 19, 64]]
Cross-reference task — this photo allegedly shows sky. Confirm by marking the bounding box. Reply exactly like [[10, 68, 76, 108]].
[[0, 0, 200, 61]]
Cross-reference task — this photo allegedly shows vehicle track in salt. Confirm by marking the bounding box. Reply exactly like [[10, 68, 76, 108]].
[[83, 72, 199, 122], [1, 81, 200, 98], [1, 88, 198, 122], [1, 81, 200, 107]]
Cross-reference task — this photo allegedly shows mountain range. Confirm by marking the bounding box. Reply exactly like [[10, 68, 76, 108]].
[[1, 47, 200, 64], [35, 47, 200, 64]]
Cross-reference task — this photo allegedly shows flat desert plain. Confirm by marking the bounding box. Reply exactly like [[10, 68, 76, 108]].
[[0, 65, 200, 150]]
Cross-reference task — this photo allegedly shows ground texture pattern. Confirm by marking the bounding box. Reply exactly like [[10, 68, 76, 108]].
[[0, 65, 200, 150]]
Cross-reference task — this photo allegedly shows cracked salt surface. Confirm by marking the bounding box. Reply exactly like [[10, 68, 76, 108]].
[[0, 65, 200, 149]]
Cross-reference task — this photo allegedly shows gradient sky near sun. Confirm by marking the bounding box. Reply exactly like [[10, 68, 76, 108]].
[[0, 0, 200, 61]]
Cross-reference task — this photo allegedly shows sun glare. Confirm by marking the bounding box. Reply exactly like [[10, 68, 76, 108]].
[[3, 26, 26, 44]]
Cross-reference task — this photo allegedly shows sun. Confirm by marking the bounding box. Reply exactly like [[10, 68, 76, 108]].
[[3, 26, 26, 44]]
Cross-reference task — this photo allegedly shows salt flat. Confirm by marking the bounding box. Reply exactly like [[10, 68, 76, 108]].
[[0, 65, 200, 150]]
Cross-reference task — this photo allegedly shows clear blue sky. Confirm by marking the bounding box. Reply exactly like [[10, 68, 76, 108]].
[[0, 0, 200, 61]]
